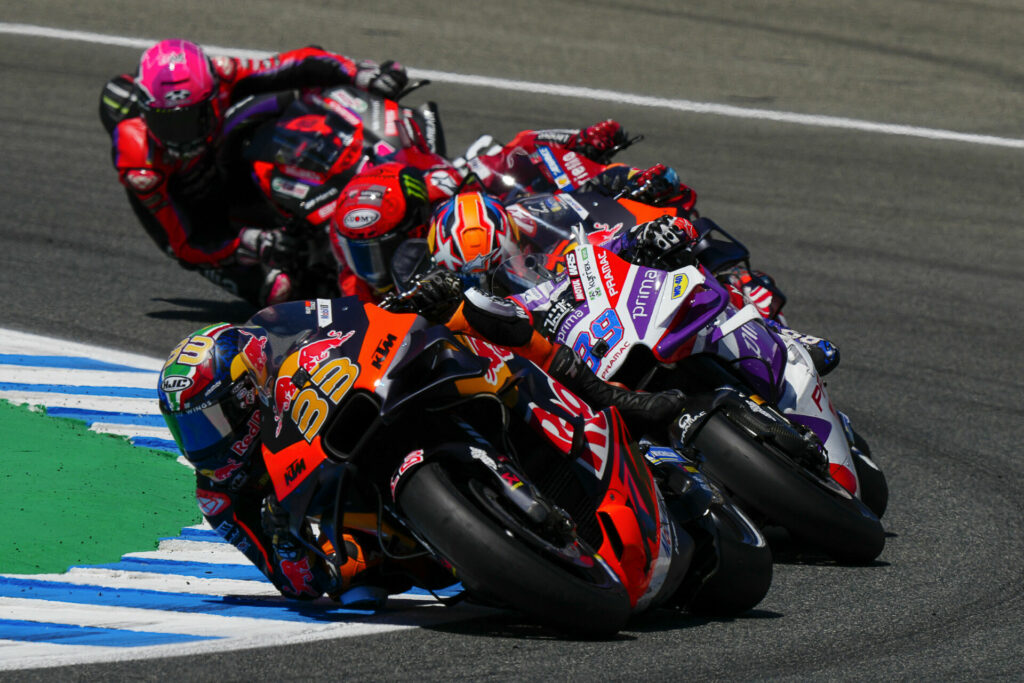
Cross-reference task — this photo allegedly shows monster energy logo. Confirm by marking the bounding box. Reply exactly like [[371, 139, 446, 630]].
[[400, 173, 428, 201]]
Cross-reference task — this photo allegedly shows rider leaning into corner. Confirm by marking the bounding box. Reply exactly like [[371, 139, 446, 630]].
[[331, 117, 793, 325], [157, 313, 686, 605], [99, 38, 409, 307], [394, 197, 841, 380]]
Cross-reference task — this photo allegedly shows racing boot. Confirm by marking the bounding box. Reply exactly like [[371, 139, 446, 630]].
[[765, 318, 840, 376], [327, 532, 389, 609], [546, 344, 685, 434]]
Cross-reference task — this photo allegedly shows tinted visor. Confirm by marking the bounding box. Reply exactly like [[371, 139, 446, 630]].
[[142, 100, 216, 149], [338, 230, 406, 289], [162, 396, 252, 464]]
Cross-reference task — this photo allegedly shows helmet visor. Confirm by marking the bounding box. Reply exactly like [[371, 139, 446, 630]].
[[162, 398, 247, 463], [142, 101, 216, 149], [338, 231, 405, 289]]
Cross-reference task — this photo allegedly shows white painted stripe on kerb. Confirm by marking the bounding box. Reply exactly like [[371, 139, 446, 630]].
[[1, 21, 1022, 150], [0, 391, 160, 414], [0, 327, 163, 370], [0, 367, 157, 389]]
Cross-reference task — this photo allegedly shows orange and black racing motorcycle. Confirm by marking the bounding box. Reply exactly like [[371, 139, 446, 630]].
[[233, 296, 771, 635]]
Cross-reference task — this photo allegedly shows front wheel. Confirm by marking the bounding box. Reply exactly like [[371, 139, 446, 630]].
[[687, 500, 773, 616], [397, 461, 632, 636], [851, 431, 888, 519], [694, 413, 885, 564]]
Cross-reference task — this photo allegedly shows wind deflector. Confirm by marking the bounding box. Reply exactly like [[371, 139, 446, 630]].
[[379, 326, 489, 416], [690, 217, 751, 273]]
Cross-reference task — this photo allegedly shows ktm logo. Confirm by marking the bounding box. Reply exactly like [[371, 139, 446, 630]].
[[284, 458, 307, 485], [372, 333, 397, 369]]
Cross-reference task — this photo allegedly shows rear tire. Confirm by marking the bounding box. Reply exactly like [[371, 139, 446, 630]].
[[397, 461, 632, 636], [693, 413, 885, 564]]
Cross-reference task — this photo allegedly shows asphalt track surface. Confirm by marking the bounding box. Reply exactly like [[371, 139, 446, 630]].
[[2, 1, 1022, 679]]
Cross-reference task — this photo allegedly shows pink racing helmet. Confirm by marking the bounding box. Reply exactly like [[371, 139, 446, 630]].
[[136, 39, 220, 155]]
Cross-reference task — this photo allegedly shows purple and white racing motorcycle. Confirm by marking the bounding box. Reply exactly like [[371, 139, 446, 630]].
[[493, 220, 886, 564]]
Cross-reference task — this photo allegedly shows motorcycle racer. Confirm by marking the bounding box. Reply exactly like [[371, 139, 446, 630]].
[[157, 301, 688, 605], [465, 120, 696, 210], [403, 209, 840, 378], [463, 121, 791, 320], [158, 322, 395, 606], [100, 38, 409, 307], [329, 161, 458, 303]]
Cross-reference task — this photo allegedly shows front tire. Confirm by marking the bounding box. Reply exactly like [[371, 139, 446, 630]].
[[694, 413, 885, 564], [687, 500, 773, 616], [852, 431, 888, 518], [397, 461, 632, 636]]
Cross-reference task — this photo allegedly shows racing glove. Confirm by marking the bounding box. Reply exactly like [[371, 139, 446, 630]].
[[621, 163, 684, 205], [355, 60, 409, 99], [546, 345, 685, 436], [621, 215, 699, 270], [568, 119, 629, 163], [382, 267, 464, 323], [238, 228, 302, 270]]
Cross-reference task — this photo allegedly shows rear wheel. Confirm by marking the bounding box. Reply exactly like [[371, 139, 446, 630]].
[[397, 461, 632, 636], [693, 413, 885, 564]]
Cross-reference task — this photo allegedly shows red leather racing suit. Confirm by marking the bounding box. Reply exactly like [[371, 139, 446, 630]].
[[100, 47, 372, 304]]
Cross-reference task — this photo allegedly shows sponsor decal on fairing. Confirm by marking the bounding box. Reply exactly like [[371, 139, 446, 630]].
[[538, 146, 571, 189], [390, 449, 425, 498]]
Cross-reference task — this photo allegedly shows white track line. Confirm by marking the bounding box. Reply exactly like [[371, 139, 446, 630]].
[[1, 21, 1022, 150]]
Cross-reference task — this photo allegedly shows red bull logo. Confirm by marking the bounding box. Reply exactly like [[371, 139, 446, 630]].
[[200, 458, 245, 483], [195, 489, 230, 517], [279, 556, 318, 597], [239, 331, 268, 376], [229, 411, 262, 458], [273, 330, 355, 434]]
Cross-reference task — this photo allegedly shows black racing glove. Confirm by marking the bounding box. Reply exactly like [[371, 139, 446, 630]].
[[620, 215, 699, 270], [382, 267, 464, 323], [355, 60, 409, 99], [261, 493, 303, 561], [238, 228, 302, 271]]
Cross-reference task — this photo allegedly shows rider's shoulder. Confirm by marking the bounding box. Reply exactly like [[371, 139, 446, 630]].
[[113, 118, 153, 166]]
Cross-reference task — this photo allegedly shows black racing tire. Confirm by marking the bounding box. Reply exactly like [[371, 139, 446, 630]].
[[687, 501, 773, 616], [852, 431, 888, 519], [693, 413, 885, 565], [397, 461, 632, 636]]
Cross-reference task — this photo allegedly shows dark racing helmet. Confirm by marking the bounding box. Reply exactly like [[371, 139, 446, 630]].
[[427, 191, 521, 287], [329, 163, 431, 290], [158, 323, 265, 481], [136, 39, 220, 157]]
